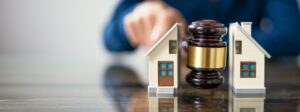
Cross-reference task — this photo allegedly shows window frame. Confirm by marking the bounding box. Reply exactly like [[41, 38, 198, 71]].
[[235, 40, 242, 54], [169, 40, 177, 54], [240, 61, 256, 78], [158, 61, 174, 77]]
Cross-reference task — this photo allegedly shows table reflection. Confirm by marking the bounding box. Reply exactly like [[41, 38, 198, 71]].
[[102, 57, 300, 112], [148, 89, 228, 112], [103, 65, 146, 112], [229, 90, 265, 112], [148, 94, 177, 112]]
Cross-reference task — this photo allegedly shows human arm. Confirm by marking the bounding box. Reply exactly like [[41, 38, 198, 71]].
[[103, 0, 142, 52], [103, 0, 187, 52]]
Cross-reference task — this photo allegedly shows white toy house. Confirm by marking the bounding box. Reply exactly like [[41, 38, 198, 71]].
[[145, 23, 180, 95], [229, 22, 271, 94]]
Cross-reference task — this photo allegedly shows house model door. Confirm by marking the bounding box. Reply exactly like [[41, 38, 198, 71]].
[[158, 61, 174, 86]]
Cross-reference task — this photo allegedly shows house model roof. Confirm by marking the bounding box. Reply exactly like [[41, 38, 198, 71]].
[[232, 22, 271, 58], [144, 23, 180, 56]]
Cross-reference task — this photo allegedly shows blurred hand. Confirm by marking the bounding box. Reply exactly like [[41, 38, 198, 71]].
[[124, 1, 187, 48]]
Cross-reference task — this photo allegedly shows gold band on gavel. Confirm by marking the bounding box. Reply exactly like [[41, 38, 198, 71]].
[[187, 46, 226, 69]]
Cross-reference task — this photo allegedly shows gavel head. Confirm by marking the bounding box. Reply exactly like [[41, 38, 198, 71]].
[[185, 19, 227, 89]]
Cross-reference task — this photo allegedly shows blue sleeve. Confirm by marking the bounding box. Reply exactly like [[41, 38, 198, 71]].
[[103, 0, 142, 52], [253, 0, 300, 56]]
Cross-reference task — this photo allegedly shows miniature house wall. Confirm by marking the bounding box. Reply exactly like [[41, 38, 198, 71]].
[[146, 23, 180, 94], [229, 22, 271, 94]]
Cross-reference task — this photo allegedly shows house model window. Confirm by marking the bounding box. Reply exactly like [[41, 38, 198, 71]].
[[158, 61, 174, 76], [235, 40, 242, 54], [240, 62, 256, 78], [169, 40, 177, 54]]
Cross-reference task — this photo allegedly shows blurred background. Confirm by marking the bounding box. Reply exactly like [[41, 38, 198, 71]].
[[0, 1, 300, 111], [0, 0, 147, 86]]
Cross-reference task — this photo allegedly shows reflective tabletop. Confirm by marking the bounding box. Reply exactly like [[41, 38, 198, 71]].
[[0, 56, 299, 112]]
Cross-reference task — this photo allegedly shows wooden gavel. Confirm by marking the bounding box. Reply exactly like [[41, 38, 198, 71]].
[[184, 19, 227, 89]]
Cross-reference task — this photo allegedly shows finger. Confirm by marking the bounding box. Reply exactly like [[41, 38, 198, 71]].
[[150, 14, 173, 46], [124, 14, 140, 47], [171, 9, 187, 40], [142, 13, 155, 46], [132, 13, 146, 45]]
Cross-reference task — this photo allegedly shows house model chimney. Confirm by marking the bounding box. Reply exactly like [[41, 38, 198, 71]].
[[241, 22, 252, 36]]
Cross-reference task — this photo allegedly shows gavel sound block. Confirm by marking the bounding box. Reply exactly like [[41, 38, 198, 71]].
[[185, 20, 227, 89]]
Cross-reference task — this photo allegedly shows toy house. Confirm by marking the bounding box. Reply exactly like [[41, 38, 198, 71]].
[[145, 23, 180, 95], [229, 22, 271, 94]]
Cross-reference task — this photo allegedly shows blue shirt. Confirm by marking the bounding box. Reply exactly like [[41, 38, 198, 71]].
[[103, 0, 300, 56]]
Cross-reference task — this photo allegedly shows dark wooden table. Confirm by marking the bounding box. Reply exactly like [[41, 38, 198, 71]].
[[0, 56, 299, 112]]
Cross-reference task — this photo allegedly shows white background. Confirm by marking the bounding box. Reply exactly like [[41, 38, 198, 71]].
[[0, 0, 147, 85]]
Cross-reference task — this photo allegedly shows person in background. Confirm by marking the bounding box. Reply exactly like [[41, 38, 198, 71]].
[[103, 0, 300, 56]]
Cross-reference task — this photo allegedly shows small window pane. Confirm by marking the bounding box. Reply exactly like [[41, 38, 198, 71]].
[[172, 49, 176, 53], [242, 64, 248, 69], [167, 70, 173, 76], [241, 62, 256, 78], [160, 63, 166, 69], [171, 41, 177, 46], [250, 72, 255, 77], [160, 70, 166, 76], [169, 40, 177, 54], [242, 72, 248, 77], [167, 63, 173, 69], [235, 41, 242, 54], [236, 41, 241, 46], [250, 64, 255, 70]]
